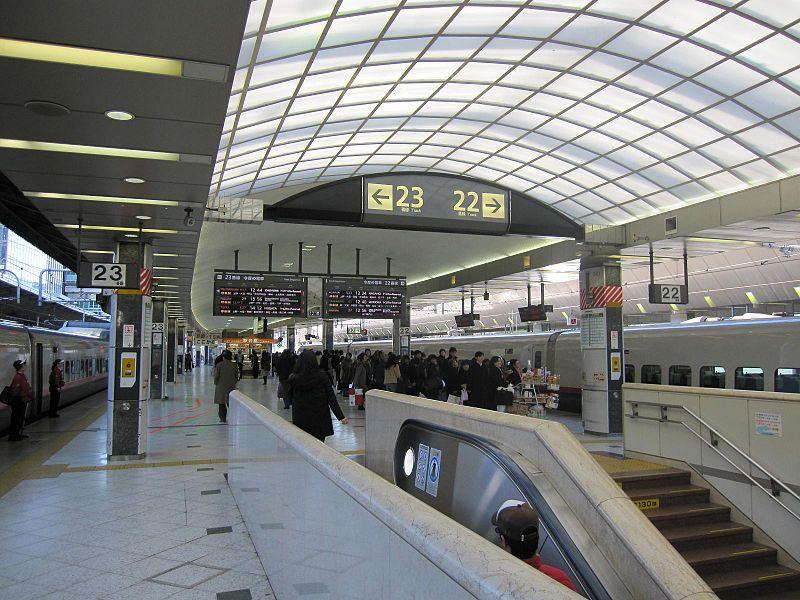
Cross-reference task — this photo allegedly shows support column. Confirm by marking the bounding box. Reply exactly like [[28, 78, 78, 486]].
[[166, 317, 177, 383], [392, 303, 411, 356], [323, 320, 334, 351], [286, 325, 295, 352], [107, 241, 153, 460], [150, 299, 167, 400], [579, 256, 624, 435]]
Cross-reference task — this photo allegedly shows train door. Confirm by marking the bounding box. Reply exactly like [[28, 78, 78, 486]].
[[545, 332, 562, 372], [35, 343, 43, 415]]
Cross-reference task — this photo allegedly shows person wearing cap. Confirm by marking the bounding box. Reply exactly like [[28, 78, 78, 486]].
[[492, 501, 577, 591], [8, 359, 32, 441], [48, 359, 65, 418]]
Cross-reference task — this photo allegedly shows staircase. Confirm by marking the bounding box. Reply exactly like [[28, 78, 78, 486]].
[[613, 467, 800, 599]]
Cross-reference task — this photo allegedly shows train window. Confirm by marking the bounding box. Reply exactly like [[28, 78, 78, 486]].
[[699, 366, 726, 389], [735, 367, 764, 391], [641, 365, 661, 385], [64, 361, 71, 381], [668, 365, 691, 386], [624, 364, 635, 383], [534, 351, 542, 369], [775, 368, 800, 393]]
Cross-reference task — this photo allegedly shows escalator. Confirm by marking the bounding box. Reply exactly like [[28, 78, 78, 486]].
[[393, 419, 618, 600]]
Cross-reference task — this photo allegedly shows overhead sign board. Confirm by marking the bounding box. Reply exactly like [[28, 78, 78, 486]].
[[648, 283, 689, 305], [362, 174, 509, 233], [518, 304, 552, 322], [323, 276, 406, 319], [455, 313, 479, 328], [78, 262, 138, 289], [213, 271, 307, 317]]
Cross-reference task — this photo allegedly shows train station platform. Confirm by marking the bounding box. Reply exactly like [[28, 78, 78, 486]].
[[0, 368, 627, 600]]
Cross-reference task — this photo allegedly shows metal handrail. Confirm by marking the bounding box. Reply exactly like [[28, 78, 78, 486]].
[[0, 268, 21, 303], [626, 399, 800, 522]]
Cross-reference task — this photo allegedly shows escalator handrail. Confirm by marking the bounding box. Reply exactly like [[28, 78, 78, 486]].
[[396, 419, 612, 600]]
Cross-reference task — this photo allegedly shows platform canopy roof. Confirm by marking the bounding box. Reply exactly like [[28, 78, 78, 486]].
[[213, 0, 800, 226]]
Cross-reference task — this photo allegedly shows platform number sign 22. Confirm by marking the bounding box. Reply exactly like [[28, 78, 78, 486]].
[[90, 263, 126, 287]]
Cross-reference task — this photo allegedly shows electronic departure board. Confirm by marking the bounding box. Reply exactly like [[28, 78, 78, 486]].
[[362, 174, 509, 233], [323, 277, 406, 319], [213, 271, 307, 317]]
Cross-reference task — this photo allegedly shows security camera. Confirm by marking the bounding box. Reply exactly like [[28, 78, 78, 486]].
[[183, 208, 195, 227]]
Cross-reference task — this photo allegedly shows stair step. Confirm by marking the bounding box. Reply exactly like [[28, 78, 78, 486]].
[[704, 564, 800, 599], [645, 502, 730, 529], [613, 468, 690, 491], [681, 542, 777, 574], [627, 484, 710, 507], [662, 521, 753, 551]]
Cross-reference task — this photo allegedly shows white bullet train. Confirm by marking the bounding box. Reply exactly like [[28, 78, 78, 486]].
[[304, 316, 800, 412], [0, 321, 109, 433]]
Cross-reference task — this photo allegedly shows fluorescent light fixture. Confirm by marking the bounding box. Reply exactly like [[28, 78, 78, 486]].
[[154, 253, 179, 257], [105, 110, 134, 121], [26, 191, 180, 206], [124, 234, 138, 238], [83, 249, 114, 254], [124, 177, 145, 184], [794, 286, 800, 299], [153, 266, 180, 270], [56, 224, 178, 233], [0, 36, 183, 75], [135, 215, 151, 220], [2, 138, 181, 161], [636, 303, 646, 313], [155, 283, 179, 287], [745, 291, 758, 304], [153, 276, 179, 280], [704, 295, 715, 307]]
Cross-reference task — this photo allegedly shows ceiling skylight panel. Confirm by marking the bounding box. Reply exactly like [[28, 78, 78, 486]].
[[482, 123, 526, 142], [221, 162, 260, 182], [351, 131, 392, 144], [666, 117, 724, 146], [594, 182, 635, 203], [282, 109, 330, 131], [694, 60, 767, 96], [639, 163, 690, 187], [453, 61, 512, 83], [699, 101, 761, 133], [519, 131, 560, 152], [364, 116, 414, 131], [627, 100, 686, 128], [237, 102, 290, 129], [450, 148, 490, 163], [616, 173, 661, 195], [617, 198, 658, 217], [416, 144, 451, 157], [406, 116, 447, 130], [483, 155, 524, 173], [442, 119, 486, 134], [530, 187, 563, 204], [498, 144, 541, 163], [740, 34, 800, 75], [733, 160, 785, 183], [565, 168, 605, 188], [219, 172, 256, 190], [340, 143, 382, 156], [373, 100, 424, 117], [669, 151, 722, 177], [251, 55, 310, 87], [232, 119, 281, 145], [369, 37, 432, 63], [574, 130, 625, 153], [735, 123, 796, 155], [295, 158, 332, 172], [476, 37, 537, 62], [406, 61, 462, 81], [659, 81, 722, 113], [329, 103, 377, 122], [388, 82, 440, 101], [501, 8, 572, 38], [604, 26, 676, 60], [544, 74, 605, 99], [227, 93, 241, 115], [418, 101, 466, 117], [323, 11, 393, 47], [533, 155, 574, 174], [436, 82, 488, 101], [642, 190, 683, 210], [599, 116, 652, 142], [429, 131, 471, 147], [244, 0, 267, 37], [386, 6, 458, 37], [467, 165, 505, 181], [526, 42, 590, 69], [700, 137, 759, 167], [238, 36, 256, 69], [650, 41, 723, 77], [775, 112, 800, 141], [266, 1, 335, 30], [298, 68, 355, 95], [340, 84, 392, 104], [738, 81, 799, 118], [588, 0, 661, 20], [598, 207, 634, 224], [401, 155, 438, 167], [267, 141, 306, 158], [641, 0, 722, 36], [232, 68, 247, 94], [447, 6, 518, 34], [555, 143, 595, 165], [552, 199, 592, 218], [573, 191, 612, 211], [353, 62, 411, 85], [380, 143, 420, 155], [516, 165, 550, 183], [311, 43, 371, 72], [257, 21, 327, 62], [226, 149, 267, 170], [618, 65, 680, 95], [308, 133, 353, 149], [695, 12, 772, 54], [553, 14, 628, 47], [274, 126, 317, 146], [523, 92, 574, 115], [585, 156, 630, 179], [589, 86, 645, 112], [464, 136, 506, 153], [572, 52, 637, 81], [635, 132, 687, 159], [698, 171, 746, 193], [289, 90, 341, 115], [229, 135, 274, 159], [500, 109, 548, 129], [479, 86, 531, 107], [608, 145, 659, 170], [741, 0, 800, 28], [458, 102, 507, 123], [561, 104, 614, 128], [301, 146, 339, 161], [390, 130, 431, 143], [426, 36, 486, 59], [243, 81, 299, 110], [331, 155, 367, 167], [497, 173, 535, 191], [435, 159, 471, 173]]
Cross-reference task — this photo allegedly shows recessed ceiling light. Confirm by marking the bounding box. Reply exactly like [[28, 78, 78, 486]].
[[24, 100, 70, 117], [26, 191, 179, 206], [135, 215, 151, 220], [105, 110, 134, 121], [124, 234, 138, 238], [124, 177, 145, 184]]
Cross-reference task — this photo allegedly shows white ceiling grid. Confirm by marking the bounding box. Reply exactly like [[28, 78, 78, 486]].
[[212, 0, 800, 226]]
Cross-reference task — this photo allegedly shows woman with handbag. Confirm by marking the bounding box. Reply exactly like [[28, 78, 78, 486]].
[[482, 356, 507, 411]]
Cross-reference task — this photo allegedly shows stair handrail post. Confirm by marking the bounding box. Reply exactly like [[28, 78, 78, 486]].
[[0, 268, 21, 303]]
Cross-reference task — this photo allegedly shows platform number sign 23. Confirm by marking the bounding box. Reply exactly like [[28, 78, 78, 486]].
[[90, 263, 127, 287]]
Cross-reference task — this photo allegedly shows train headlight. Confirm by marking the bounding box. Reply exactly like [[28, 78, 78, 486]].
[[403, 447, 415, 477]]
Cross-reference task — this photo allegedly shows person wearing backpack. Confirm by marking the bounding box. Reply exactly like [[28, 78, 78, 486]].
[[7, 359, 32, 441]]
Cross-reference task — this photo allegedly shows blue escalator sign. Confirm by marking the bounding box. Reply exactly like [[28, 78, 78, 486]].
[[426, 448, 441, 498]]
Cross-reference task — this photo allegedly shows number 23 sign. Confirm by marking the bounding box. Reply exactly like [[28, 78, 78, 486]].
[[78, 262, 138, 289]]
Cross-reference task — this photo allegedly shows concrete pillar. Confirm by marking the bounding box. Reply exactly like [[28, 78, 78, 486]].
[[166, 317, 177, 383], [107, 241, 153, 460], [286, 325, 295, 352], [392, 303, 411, 356], [579, 257, 624, 435], [150, 299, 167, 399], [323, 320, 334, 351]]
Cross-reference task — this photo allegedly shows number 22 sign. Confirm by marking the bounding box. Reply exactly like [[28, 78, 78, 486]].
[[78, 262, 137, 289]]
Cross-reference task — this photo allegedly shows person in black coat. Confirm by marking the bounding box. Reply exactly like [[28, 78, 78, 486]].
[[466, 352, 485, 407], [288, 349, 349, 442], [482, 356, 506, 411]]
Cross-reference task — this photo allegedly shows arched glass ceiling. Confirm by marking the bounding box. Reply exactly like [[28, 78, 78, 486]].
[[212, 0, 800, 226]]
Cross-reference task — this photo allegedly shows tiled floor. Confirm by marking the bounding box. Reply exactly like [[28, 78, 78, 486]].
[[0, 364, 617, 600]]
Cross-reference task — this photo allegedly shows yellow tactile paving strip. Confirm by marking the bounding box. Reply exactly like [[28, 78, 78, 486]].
[[591, 453, 675, 475]]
